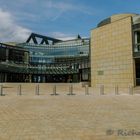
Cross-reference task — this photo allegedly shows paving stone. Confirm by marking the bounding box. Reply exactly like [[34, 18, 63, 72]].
[[0, 83, 139, 139]]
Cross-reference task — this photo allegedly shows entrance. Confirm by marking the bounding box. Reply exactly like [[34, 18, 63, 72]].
[[135, 58, 140, 86]]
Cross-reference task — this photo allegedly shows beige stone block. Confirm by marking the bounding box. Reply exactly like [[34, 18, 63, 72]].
[[90, 16, 134, 90]]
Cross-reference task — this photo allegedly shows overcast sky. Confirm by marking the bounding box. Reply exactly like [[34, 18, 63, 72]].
[[0, 0, 140, 42]]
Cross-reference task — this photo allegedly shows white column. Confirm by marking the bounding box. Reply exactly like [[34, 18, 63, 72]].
[[6, 48, 9, 62], [134, 32, 138, 52], [4, 73, 7, 82], [135, 32, 138, 44]]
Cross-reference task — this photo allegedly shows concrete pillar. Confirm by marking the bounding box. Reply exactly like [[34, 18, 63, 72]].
[[85, 85, 89, 95], [0, 85, 3, 96], [4, 73, 7, 82], [6, 48, 9, 62], [135, 32, 138, 44], [17, 85, 22, 95], [35, 84, 39, 95], [129, 86, 133, 95], [134, 32, 138, 52], [69, 84, 73, 95], [24, 52, 29, 65], [100, 85, 104, 95], [115, 85, 119, 95], [53, 85, 56, 95], [0, 73, 2, 82], [29, 74, 32, 83]]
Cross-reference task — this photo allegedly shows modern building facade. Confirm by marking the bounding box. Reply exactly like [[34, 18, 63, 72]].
[[0, 42, 29, 82], [91, 13, 140, 91], [1, 13, 140, 89], [0, 33, 90, 83]]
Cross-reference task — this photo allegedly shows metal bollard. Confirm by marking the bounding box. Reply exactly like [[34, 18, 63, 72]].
[[35, 85, 39, 95], [0, 85, 3, 96], [129, 86, 133, 95], [115, 85, 119, 95], [18, 84, 22, 95], [53, 85, 56, 95], [69, 84, 73, 95], [85, 85, 89, 95], [100, 85, 104, 95]]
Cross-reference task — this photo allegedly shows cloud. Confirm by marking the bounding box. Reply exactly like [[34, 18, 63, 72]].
[[0, 0, 96, 31], [44, 1, 94, 21], [46, 1, 78, 11], [0, 8, 31, 42], [45, 1, 93, 13], [50, 32, 76, 40], [0, 1, 94, 42]]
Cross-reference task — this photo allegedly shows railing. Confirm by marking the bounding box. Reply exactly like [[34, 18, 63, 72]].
[[0, 83, 136, 96], [0, 61, 79, 74]]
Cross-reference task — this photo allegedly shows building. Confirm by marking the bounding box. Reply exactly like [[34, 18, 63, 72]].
[[0, 42, 29, 82], [0, 33, 90, 83], [91, 13, 140, 92], [1, 13, 140, 90]]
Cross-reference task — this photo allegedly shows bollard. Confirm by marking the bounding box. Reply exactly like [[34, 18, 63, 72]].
[[35, 85, 39, 95], [115, 85, 119, 95], [69, 84, 73, 95], [53, 85, 56, 95], [0, 85, 3, 96], [129, 86, 133, 95], [100, 85, 104, 95], [18, 85, 22, 95], [85, 85, 89, 95]]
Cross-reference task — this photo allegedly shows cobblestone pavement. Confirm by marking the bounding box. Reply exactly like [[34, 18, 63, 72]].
[[0, 84, 140, 140]]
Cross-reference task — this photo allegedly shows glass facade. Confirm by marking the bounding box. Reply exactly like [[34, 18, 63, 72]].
[[0, 36, 90, 83], [19, 39, 89, 65]]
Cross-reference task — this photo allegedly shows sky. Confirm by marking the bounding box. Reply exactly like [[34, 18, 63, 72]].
[[0, 0, 140, 42]]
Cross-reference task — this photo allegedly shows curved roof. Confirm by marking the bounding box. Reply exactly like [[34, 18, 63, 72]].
[[97, 13, 139, 27], [111, 13, 137, 22]]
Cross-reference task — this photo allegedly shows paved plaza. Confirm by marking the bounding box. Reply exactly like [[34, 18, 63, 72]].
[[0, 83, 140, 140]]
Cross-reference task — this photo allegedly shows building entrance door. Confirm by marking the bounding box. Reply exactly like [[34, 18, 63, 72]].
[[135, 58, 140, 86]]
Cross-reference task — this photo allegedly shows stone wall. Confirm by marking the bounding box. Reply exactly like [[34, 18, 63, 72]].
[[90, 16, 134, 93]]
